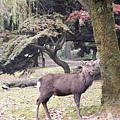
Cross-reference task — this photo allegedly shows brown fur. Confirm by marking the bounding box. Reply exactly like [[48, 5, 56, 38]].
[[36, 61, 96, 120]]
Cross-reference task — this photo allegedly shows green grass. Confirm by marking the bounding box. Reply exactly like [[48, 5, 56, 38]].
[[0, 67, 102, 120]]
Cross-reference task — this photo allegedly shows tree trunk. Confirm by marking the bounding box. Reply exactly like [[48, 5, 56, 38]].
[[41, 53, 45, 68], [65, 41, 71, 60], [92, 49, 97, 60], [33, 54, 39, 67], [51, 55, 70, 73], [88, 0, 120, 115]]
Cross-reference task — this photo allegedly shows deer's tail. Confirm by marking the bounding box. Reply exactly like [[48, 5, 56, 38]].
[[37, 78, 42, 91]]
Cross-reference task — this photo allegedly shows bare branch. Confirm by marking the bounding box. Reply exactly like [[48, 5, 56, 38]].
[[48, 36, 56, 46], [55, 35, 65, 51]]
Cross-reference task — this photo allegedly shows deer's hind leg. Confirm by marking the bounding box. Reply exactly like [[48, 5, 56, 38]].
[[36, 92, 52, 120], [42, 100, 51, 119], [36, 97, 41, 120]]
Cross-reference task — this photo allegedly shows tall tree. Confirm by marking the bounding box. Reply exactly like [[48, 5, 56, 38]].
[[87, 0, 120, 118]]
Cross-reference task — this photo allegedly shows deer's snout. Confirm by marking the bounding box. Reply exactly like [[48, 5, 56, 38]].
[[89, 69, 95, 76]]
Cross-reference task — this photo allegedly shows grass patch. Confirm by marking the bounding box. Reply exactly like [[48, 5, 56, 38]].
[[0, 67, 102, 120]]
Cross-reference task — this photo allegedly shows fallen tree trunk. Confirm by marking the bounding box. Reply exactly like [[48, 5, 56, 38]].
[[2, 78, 38, 88]]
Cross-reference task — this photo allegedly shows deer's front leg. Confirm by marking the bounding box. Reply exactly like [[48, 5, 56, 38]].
[[73, 93, 82, 120]]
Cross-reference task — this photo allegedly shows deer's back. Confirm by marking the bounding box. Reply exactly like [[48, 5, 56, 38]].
[[40, 73, 86, 95]]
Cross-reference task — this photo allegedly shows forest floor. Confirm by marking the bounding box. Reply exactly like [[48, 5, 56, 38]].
[[0, 59, 119, 120]]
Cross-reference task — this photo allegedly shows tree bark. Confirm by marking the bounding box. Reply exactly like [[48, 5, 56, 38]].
[[65, 41, 71, 60], [41, 51, 45, 68], [88, 0, 120, 115], [2, 79, 38, 88], [92, 49, 97, 60], [51, 55, 70, 73]]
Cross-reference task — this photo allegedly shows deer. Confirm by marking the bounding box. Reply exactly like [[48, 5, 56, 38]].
[[36, 60, 97, 120]]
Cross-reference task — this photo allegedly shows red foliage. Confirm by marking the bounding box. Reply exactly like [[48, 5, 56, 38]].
[[113, 4, 120, 14], [67, 4, 120, 22], [66, 10, 89, 25], [115, 24, 120, 30], [66, 4, 120, 30]]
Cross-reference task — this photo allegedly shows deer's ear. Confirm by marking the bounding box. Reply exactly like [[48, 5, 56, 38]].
[[80, 61, 84, 66], [94, 59, 100, 64]]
